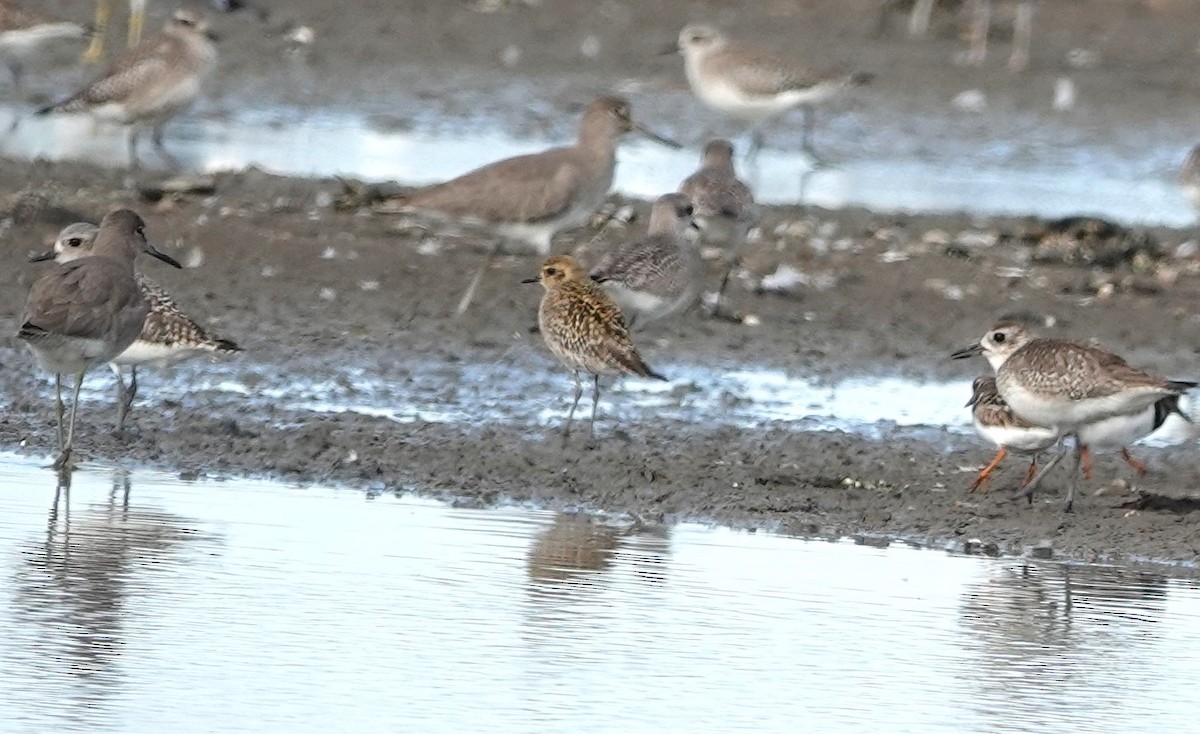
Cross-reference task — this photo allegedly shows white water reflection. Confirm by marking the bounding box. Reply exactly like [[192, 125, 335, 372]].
[[1, 454, 1199, 732], [1, 105, 1194, 226]]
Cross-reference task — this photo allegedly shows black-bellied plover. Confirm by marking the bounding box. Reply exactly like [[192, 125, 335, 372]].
[[677, 138, 756, 317], [40, 8, 218, 170], [953, 321, 1196, 509], [965, 375, 1059, 493], [18, 209, 181, 469], [524, 254, 667, 441], [0, 1, 86, 96], [671, 23, 871, 159], [32, 221, 241, 431], [588, 193, 702, 328], [392, 96, 679, 316]]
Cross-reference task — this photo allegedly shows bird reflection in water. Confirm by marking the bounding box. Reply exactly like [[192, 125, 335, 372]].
[[8, 468, 215, 728], [526, 513, 672, 596]]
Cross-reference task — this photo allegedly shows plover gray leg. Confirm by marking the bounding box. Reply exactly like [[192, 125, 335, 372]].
[[589, 374, 601, 438], [151, 123, 181, 169], [455, 240, 502, 318], [565, 370, 584, 442]]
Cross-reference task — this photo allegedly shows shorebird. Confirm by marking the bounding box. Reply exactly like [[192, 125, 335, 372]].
[[39, 8, 218, 170], [588, 193, 703, 328], [670, 23, 872, 159], [31, 221, 241, 431], [1179, 144, 1200, 218], [965, 375, 1059, 493], [967, 375, 1187, 496], [389, 96, 679, 316], [879, 0, 1034, 72], [17, 209, 181, 469], [677, 139, 756, 316], [524, 254, 667, 441], [952, 321, 1195, 509], [82, 0, 241, 64], [0, 1, 87, 95]]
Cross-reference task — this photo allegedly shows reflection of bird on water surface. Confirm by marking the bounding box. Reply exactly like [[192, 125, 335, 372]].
[[7, 469, 214, 721]]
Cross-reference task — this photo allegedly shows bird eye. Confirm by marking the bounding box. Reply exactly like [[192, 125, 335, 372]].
[[683, 205, 694, 216], [136, 225, 145, 235], [993, 332, 1006, 343], [545, 267, 558, 276], [67, 237, 82, 247]]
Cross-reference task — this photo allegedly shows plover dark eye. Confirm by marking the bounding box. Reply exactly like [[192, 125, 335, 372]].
[[683, 205, 694, 216], [994, 332, 1006, 343], [67, 238, 82, 247]]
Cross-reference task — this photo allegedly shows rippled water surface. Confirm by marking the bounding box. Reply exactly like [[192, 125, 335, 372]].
[[2, 454, 1200, 733]]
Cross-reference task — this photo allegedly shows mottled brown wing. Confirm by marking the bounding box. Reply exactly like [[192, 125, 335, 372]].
[[1014, 339, 1173, 399], [404, 147, 583, 224], [707, 43, 828, 96], [21, 260, 143, 339], [678, 167, 755, 221], [136, 275, 238, 350], [54, 36, 176, 110], [590, 235, 685, 294]]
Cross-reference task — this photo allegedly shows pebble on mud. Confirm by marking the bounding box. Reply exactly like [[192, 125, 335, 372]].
[[1030, 541, 1054, 560]]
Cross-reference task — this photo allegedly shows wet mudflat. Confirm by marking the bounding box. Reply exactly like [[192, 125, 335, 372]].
[[2, 455, 1199, 733]]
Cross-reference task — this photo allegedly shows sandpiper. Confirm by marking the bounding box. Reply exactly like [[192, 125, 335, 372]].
[[588, 193, 703, 328], [18, 209, 181, 469], [1179, 144, 1200, 217], [391, 96, 679, 316], [31, 221, 241, 431], [965, 375, 1059, 493], [39, 8, 218, 170], [524, 255, 667, 440], [0, 1, 87, 95], [677, 139, 756, 316], [670, 23, 872, 158], [952, 321, 1195, 509]]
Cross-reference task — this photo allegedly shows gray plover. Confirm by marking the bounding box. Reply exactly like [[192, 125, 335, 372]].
[[1179, 143, 1200, 218], [952, 321, 1195, 509], [392, 96, 679, 316], [588, 193, 702, 328], [32, 221, 241, 431], [677, 138, 756, 316], [39, 8, 218, 170], [18, 209, 181, 469], [524, 254, 667, 441], [0, 1, 87, 95], [671, 23, 871, 158], [965, 375, 1059, 493]]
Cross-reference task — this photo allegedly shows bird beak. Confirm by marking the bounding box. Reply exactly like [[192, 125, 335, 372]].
[[633, 122, 682, 149], [28, 250, 56, 263], [658, 42, 679, 56], [521, 276, 540, 284], [147, 243, 183, 269], [688, 220, 702, 232], [206, 30, 221, 42], [964, 393, 979, 408], [950, 343, 984, 360]]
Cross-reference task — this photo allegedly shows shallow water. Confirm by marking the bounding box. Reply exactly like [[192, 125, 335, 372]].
[[1, 453, 1199, 733], [1, 105, 1194, 227]]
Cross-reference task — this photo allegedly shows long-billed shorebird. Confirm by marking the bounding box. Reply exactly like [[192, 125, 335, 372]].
[[677, 139, 756, 317], [390, 96, 680, 316], [524, 255, 667, 441], [31, 221, 241, 431], [0, 1, 87, 95], [39, 8, 218, 170], [952, 321, 1195, 510], [670, 23, 871, 159], [588, 193, 702, 329], [18, 209, 181, 469]]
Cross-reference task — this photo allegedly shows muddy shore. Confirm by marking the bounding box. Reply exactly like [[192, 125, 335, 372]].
[[4, 0, 1200, 570]]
